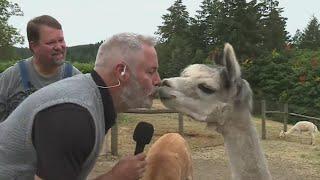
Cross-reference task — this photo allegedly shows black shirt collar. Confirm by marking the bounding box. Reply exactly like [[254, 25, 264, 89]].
[[91, 70, 116, 133]]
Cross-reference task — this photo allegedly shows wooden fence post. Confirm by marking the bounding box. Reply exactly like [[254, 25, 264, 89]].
[[283, 103, 288, 132], [261, 100, 266, 140], [178, 113, 184, 135], [111, 120, 118, 156]]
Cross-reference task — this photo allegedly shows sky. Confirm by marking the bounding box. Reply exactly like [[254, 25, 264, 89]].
[[9, 0, 320, 47]]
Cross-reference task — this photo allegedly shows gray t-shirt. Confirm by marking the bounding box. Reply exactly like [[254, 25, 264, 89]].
[[0, 57, 81, 121]]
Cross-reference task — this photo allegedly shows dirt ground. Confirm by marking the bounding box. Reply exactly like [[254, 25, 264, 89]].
[[88, 101, 320, 180]]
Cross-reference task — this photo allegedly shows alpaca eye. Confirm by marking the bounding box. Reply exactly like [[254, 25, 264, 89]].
[[198, 83, 215, 94]]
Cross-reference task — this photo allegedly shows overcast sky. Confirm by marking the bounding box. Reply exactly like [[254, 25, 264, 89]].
[[9, 0, 320, 47]]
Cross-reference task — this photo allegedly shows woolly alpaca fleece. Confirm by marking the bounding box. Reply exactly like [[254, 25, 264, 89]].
[[280, 121, 319, 145], [159, 43, 272, 180]]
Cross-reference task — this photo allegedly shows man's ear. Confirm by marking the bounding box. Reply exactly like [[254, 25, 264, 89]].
[[115, 63, 128, 81], [29, 41, 36, 53]]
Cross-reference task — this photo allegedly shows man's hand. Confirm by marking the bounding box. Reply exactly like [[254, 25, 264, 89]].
[[95, 153, 147, 180], [34, 175, 42, 180]]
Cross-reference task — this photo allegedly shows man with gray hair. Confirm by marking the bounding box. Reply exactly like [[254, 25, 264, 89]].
[[0, 32, 161, 180]]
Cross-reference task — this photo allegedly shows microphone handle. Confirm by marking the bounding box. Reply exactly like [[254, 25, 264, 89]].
[[134, 143, 145, 155]]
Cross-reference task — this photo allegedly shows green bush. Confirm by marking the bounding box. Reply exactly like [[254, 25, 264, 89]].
[[243, 48, 320, 122], [72, 62, 94, 73], [0, 61, 15, 73]]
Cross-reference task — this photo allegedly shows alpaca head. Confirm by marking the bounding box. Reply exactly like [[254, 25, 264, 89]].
[[279, 130, 286, 138], [158, 43, 252, 123]]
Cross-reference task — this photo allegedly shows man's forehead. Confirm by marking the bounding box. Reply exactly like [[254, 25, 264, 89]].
[[136, 46, 158, 67], [143, 45, 157, 56], [137, 57, 158, 69], [38, 25, 63, 38]]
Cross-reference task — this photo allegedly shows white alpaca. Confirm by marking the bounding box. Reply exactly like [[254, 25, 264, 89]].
[[158, 43, 272, 180], [142, 133, 193, 180], [279, 121, 319, 145]]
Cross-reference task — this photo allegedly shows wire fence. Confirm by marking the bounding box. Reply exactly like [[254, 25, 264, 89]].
[[107, 100, 319, 155], [110, 109, 183, 155], [260, 99, 320, 139]]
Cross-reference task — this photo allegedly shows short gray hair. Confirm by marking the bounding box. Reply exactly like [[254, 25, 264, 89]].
[[95, 33, 156, 68]]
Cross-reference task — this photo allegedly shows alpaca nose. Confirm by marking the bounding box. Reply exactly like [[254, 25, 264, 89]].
[[161, 79, 172, 88]]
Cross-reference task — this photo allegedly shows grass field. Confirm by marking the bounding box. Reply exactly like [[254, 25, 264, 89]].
[[89, 100, 320, 180]]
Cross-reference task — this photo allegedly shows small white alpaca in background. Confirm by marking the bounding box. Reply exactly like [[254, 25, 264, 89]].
[[279, 121, 319, 145]]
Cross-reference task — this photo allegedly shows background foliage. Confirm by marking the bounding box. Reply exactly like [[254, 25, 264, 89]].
[[1, 0, 320, 123], [0, 0, 24, 60]]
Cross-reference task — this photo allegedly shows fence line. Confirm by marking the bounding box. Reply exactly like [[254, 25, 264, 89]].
[[125, 109, 178, 114], [261, 100, 319, 140], [289, 113, 320, 121], [110, 101, 319, 155], [265, 111, 284, 114]]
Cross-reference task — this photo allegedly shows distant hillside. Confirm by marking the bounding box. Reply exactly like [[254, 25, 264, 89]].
[[67, 41, 102, 62], [14, 47, 32, 58], [14, 41, 102, 63]]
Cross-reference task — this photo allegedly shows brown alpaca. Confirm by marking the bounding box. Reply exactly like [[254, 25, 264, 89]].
[[142, 133, 193, 180]]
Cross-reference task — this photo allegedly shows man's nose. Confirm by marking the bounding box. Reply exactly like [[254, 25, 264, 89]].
[[53, 42, 66, 51], [153, 72, 161, 86]]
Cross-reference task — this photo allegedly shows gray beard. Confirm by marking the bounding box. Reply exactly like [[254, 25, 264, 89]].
[[52, 57, 65, 66], [51, 51, 67, 66], [120, 77, 152, 109], [39, 57, 65, 67]]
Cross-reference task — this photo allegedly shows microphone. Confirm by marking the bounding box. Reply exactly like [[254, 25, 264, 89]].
[[133, 121, 154, 155]]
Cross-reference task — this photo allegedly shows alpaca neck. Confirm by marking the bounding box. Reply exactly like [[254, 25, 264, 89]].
[[285, 127, 295, 135], [220, 109, 272, 180]]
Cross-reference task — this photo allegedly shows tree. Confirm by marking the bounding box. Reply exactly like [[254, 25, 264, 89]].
[[217, 0, 264, 59], [0, 0, 24, 60], [291, 29, 303, 47], [193, 0, 266, 60], [299, 16, 320, 49], [193, 0, 222, 51], [157, 35, 194, 78], [259, 0, 289, 51], [191, 0, 289, 59], [156, 0, 197, 77], [157, 0, 190, 43]]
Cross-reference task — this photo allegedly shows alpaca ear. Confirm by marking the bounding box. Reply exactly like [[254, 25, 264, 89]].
[[220, 43, 241, 84]]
